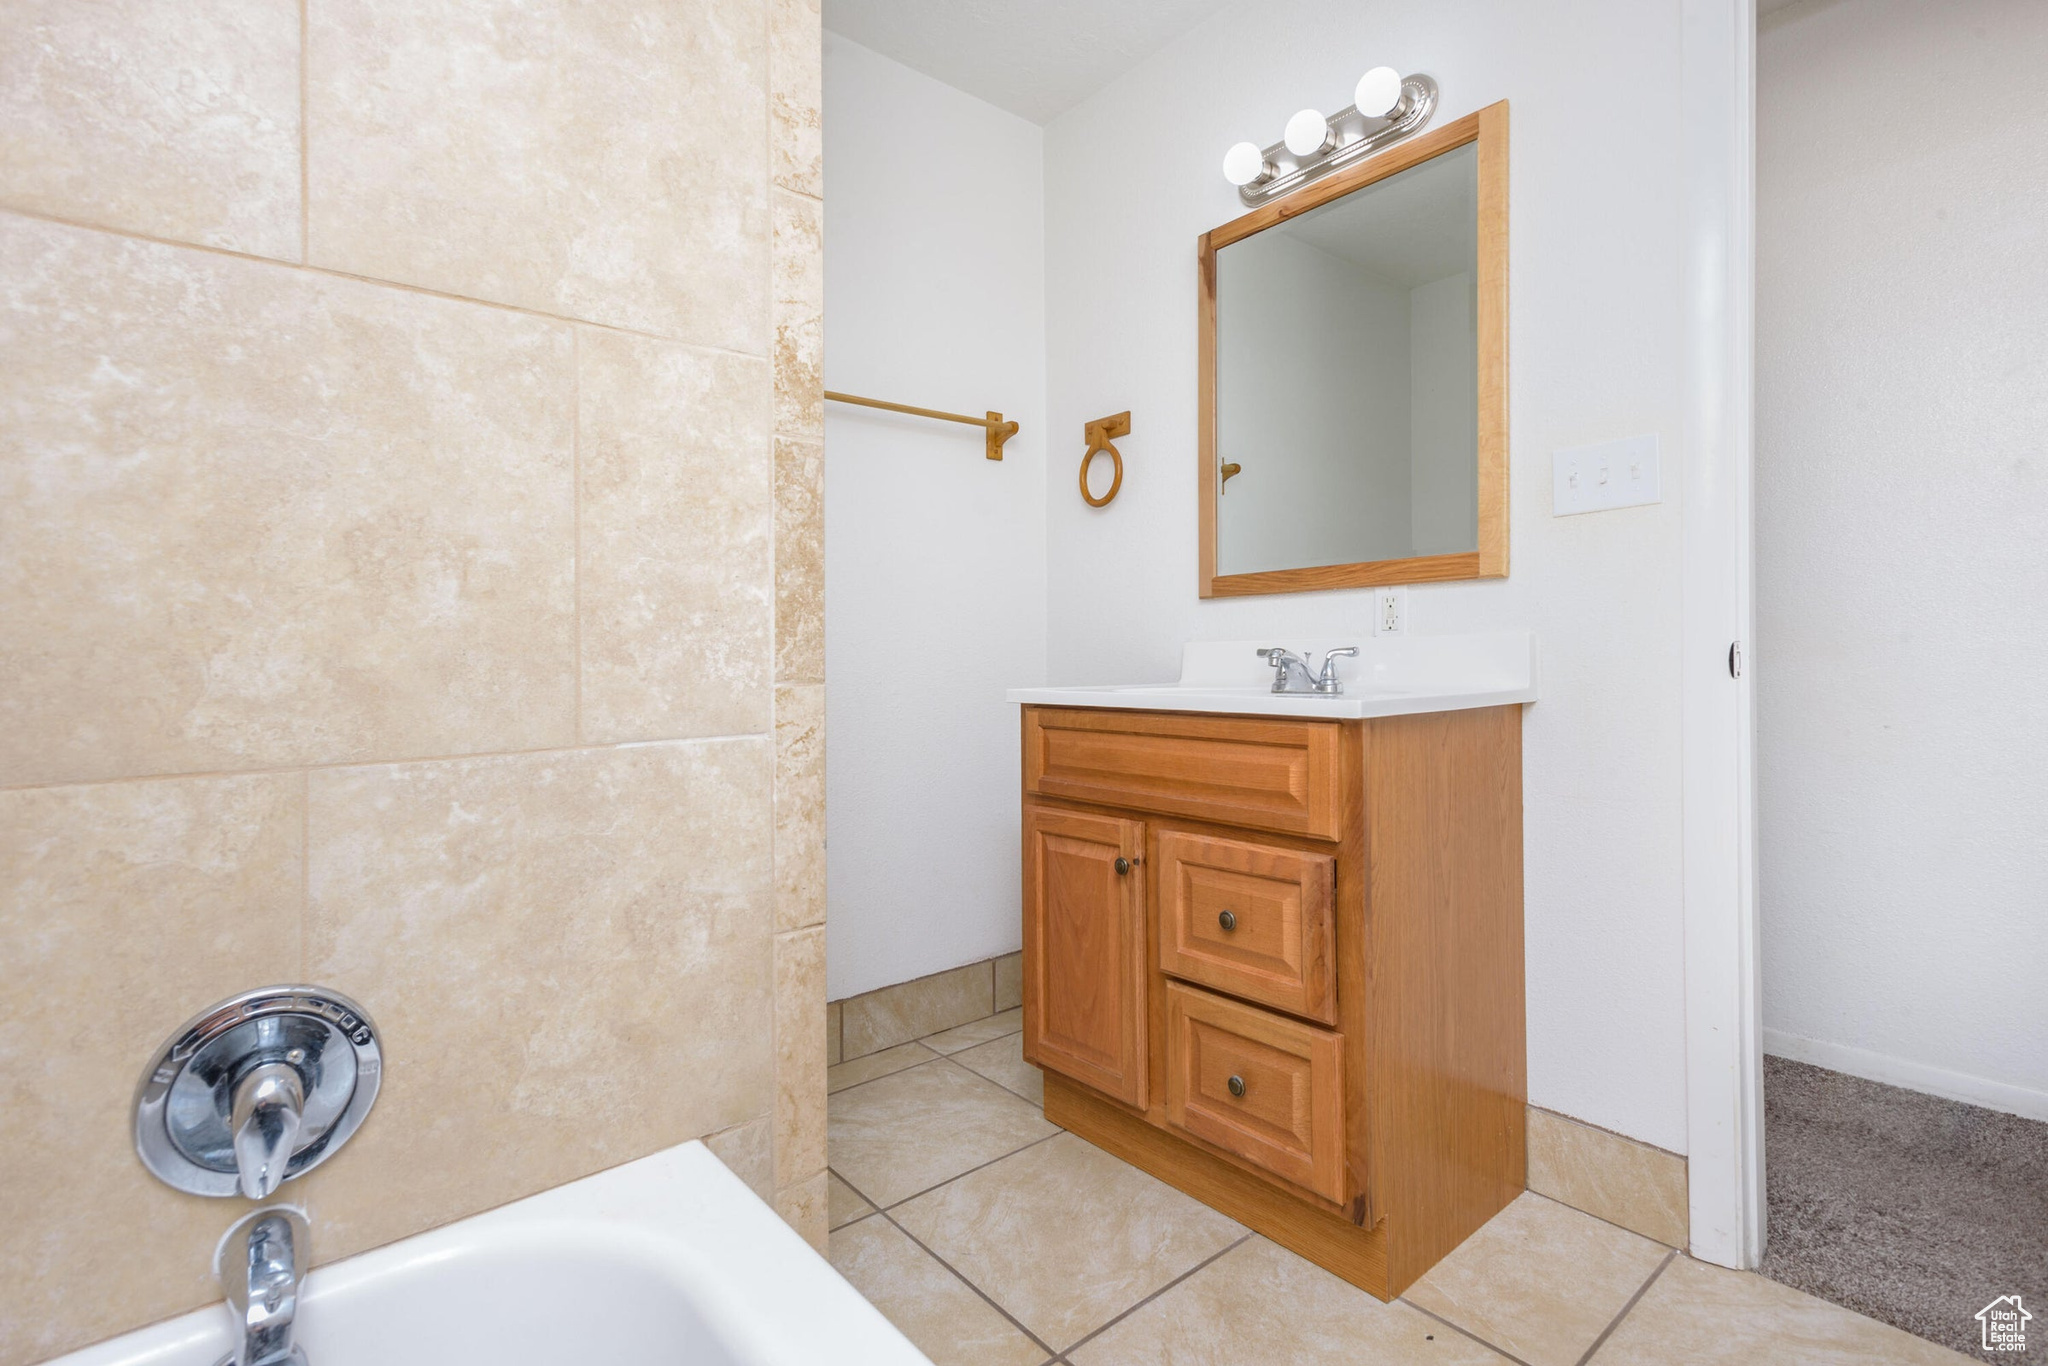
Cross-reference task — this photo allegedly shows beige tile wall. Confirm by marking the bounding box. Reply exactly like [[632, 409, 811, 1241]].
[[0, 0, 824, 1360]]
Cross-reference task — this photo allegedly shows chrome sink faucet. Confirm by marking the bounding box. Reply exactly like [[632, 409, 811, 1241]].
[[1258, 646, 1358, 695], [219, 1208, 310, 1366]]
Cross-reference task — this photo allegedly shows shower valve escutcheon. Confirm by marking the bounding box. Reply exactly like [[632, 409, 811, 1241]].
[[133, 986, 382, 1200]]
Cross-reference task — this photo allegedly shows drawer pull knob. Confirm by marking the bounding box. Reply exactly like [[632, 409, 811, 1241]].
[[1218, 910, 1237, 932], [1114, 857, 1131, 876], [1227, 1074, 1246, 1098]]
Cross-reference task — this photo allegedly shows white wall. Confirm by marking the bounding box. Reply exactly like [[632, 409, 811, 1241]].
[[823, 33, 1047, 1000], [1757, 0, 2048, 1117], [1044, 0, 1693, 1150]]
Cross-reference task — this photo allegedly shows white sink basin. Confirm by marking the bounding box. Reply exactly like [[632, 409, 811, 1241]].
[[1007, 632, 1536, 720]]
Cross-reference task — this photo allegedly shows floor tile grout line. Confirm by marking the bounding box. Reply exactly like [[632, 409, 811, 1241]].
[[944, 1054, 1044, 1109], [1572, 1248, 1677, 1366], [825, 1012, 1027, 1097], [836, 1012, 1020, 1067], [828, 1163, 1059, 1361], [0, 204, 773, 363], [1397, 1298, 1538, 1366], [1054, 1232, 1254, 1359], [874, 1127, 1066, 1214], [922, 1020, 1024, 1057], [1520, 1188, 1685, 1254], [873, 1203, 1063, 1361], [825, 1048, 949, 1098], [933, 1052, 1036, 1103]]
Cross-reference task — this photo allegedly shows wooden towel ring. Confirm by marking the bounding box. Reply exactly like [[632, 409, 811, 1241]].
[[1081, 411, 1131, 507]]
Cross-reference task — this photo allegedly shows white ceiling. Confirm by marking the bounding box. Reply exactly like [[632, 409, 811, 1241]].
[[821, 0, 1231, 124]]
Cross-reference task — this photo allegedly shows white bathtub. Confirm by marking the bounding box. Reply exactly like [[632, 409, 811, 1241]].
[[52, 1142, 928, 1366]]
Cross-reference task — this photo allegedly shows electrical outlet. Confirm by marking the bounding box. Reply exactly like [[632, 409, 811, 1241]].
[[1373, 586, 1406, 636], [1553, 434, 1661, 515]]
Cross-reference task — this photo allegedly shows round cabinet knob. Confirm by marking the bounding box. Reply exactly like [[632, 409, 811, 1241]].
[[1114, 857, 1131, 876], [1227, 1075, 1247, 1098], [1218, 910, 1237, 932]]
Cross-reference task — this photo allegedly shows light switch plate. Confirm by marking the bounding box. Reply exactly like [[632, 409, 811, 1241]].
[[1553, 435, 1661, 516]]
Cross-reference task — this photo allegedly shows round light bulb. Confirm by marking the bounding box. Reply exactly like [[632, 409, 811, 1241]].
[[1354, 66, 1404, 118], [1222, 141, 1268, 186], [1283, 108, 1332, 158]]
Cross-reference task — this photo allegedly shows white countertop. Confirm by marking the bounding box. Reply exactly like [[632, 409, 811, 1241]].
[[1007, 632, 1537, 720]]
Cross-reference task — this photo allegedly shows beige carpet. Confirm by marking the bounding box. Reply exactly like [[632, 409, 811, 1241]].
[[1761, 1055, 2048, 1362]]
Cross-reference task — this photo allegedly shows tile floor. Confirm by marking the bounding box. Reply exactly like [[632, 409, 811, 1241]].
[[825, 1005, 1972, 1366]]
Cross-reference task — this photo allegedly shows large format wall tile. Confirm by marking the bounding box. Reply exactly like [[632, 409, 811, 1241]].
[[299, 740, 773, 1260], [774, 438, 826, 684], [0, 774, 303, 1366], [0, 217, 577, 787], [773, 192, 824, 436], [774, 924, 827, 1193], [0, 0, 301, 258], [769, 0, 823, 198], [306, 0, 767, 348], [775, 683, 825, 930], [578, 329, 772, 743]]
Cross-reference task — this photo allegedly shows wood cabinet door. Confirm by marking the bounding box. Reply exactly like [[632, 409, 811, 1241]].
[[1022, 804, 1149, 1109]]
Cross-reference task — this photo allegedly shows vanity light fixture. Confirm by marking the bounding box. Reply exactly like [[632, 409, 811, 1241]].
[[1222, 67, 1440, 206], [1283, 108, 1336, 158], [1354, 65, 1403, 117], [1222, 141, 1273, 187]]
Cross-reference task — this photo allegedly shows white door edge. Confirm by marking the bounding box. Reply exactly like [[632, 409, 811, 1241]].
[[1679, 0, 1763, 1270]]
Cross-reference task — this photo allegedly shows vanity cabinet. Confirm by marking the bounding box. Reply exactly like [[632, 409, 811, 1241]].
[[1019, 703, 1526, 1299]]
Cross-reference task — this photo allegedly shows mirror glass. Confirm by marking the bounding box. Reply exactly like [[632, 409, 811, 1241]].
[[1213, 142, 1479, 577]]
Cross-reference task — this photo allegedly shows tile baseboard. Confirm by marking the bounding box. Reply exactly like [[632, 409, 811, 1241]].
[[832, 952, 1023, 1062], [1526, 1105, 1689, 1249]]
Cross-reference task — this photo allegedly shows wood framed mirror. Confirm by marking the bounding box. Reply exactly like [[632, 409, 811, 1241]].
[[1198, 102, 1507, 597]]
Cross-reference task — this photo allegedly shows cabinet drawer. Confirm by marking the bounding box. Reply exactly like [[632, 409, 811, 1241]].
[[1157, 829, 1336, 1023], [1023, 707, 1341, 839], [1165, 982, 1346, 1203]]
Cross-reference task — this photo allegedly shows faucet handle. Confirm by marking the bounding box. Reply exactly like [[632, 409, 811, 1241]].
[[231, 1063, 305, 1201], [1315, 647, 1359, 693]]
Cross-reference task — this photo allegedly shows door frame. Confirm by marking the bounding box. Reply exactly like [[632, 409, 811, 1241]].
[[1679, 0, 1763, 1269]]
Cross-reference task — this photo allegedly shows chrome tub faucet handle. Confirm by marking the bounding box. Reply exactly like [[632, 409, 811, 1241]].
[[231, 1063, 305, 1201]]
